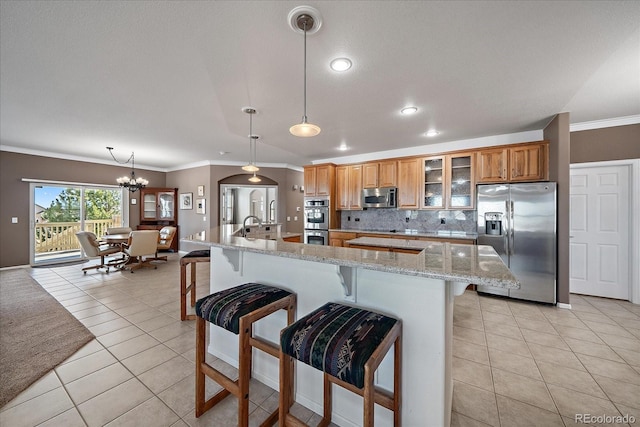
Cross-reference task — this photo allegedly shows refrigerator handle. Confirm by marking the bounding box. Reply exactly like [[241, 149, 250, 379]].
[[510, 200, 515, 255], [505, 200, 510, 256]]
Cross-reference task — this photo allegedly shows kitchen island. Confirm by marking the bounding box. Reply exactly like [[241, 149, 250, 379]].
[[182, 228, 517, 427]]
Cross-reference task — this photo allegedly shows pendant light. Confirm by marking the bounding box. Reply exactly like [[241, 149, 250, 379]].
[[241, 108, 259, 173], [289, 11, 321, 137]]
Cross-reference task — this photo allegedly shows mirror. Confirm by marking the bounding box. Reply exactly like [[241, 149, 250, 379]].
[[220, 184, 278, 226]]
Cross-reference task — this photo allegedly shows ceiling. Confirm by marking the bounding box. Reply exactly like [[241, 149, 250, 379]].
[[1, 1, 639, 170]]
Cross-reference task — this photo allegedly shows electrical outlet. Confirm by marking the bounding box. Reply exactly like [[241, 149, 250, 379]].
[[287, 216, 291, 221], [355, 218, 360, 222], [440, 218, 446, 224], [11, 217, 18, 224], [294, 216, 298, 221], [347, 216, 351, 221], [203, 216, 207, 222]]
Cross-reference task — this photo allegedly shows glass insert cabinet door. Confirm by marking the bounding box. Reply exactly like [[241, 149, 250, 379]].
[[424, 157, 445, 209], [422, 153, 474, 209], [142, 189, 176, 221]]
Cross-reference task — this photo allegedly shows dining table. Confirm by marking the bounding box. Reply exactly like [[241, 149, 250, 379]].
[[101, 234, 131, 267]]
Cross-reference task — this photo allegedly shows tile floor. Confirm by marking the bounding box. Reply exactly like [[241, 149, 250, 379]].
[[1, 254, 639, 426]]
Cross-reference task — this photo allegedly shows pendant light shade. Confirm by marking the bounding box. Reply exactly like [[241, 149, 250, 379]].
[[290, 12, 320, 137], [242, 108, 260, 172]]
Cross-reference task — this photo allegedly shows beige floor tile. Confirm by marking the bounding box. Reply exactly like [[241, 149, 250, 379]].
[[596, 332, 640, 352], [114, 303, 154, 317], [71, 304, 112, 320], [555, 324, 606, 344], [55, 349, 118, 384], [450, 411, 493, 427], [612, 403, 640, 423], [592, 374, 640, 410], [584, 320, 637, 339], [78, 378, 153, 427], [180, 393, 257, 427], [611, 346, 640, 367], [80, 310, 122, 327], [485, 333, 531, 358], [453, 338, 490, 365], [483, 320, 523, 340], [1, 371, 61, 410], [487, 348, 541, 380], [451, 381, 499, 426], [124, 308, 165, 325], [97, 325, 146, 347], [60, 339, 104, 364], [164, 331, 196, 355], [65, 362, 133, 405], [107, 333, 161, 360], [492, 368, 556, 412], [104, 396, 179, 427], [547, 383, 622, 419], [573, 311, 619, 325], [88, 317, 133, 337], [527, 343, 586, 371], [121, 344, 179, 376], [0, 387, 74, 427], [514, 316, 557, 334], [536, 361, 607, 399], [611, 316, 640, 330], [453, 326, 487, 346], [137, 356, 193, 394], [482, 311, 515, 325], [453, 357, 494, 392], [137, 314, 177, 333], [495, 395, 564, 427], [157, 374, 223, 418], [148, 321, 194, 343], [564, 337, 626, 363], [479, 300, 512, 316], [520, 328, 570, 350], [576, 353, 640, 385], [37, 407, 86, 427]]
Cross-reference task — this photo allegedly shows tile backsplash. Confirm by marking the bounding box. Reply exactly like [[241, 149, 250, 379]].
[[340, 209, 477, 233]]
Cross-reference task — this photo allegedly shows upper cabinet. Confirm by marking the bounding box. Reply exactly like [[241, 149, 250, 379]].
[[362, 160, 397, 188], [422, 153, 475, 210], [476, 141, 548, 183], [397, 158, 422, 209], [304, 164, 336, 197], [140, 187, 178, 224], [336, 165, 363, 210]]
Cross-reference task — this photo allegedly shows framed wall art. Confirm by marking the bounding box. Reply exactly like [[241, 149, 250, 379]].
[[180, 193, 193, 210], [196, 198, 206, 214]]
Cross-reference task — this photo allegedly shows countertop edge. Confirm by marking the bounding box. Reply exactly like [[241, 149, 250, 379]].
[[182, 237, 518, 289]]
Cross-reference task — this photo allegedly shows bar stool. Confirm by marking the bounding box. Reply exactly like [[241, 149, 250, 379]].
[[180, 249, 210, 320], [195, 283, 296, 426], [279, 302, 402, 427]]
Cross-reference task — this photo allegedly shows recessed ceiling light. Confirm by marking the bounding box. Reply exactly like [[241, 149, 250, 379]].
[[400, 107, 418, 115], [425, 129, 440, 137], [338, 143, 349, 151], [219, 151, 229, 156], [330, 58, 352, 72]]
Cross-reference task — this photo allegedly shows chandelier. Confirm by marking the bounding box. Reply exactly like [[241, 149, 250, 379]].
[[107, 147, 149, 192]]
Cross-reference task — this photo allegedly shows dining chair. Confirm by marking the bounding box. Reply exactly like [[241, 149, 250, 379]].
[[75, 231, 123, 274], [149, 226, 177, 261], [123, 230, 160, 272]]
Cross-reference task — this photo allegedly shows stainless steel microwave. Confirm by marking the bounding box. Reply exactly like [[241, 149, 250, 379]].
[[362, 187, 397, 208]]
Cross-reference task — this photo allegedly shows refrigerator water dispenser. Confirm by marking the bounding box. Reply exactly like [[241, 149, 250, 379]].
[[484, 212, 503, 235]]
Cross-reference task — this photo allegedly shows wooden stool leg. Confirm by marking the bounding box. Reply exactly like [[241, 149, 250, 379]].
[[238, 317, 252, 427], [180, 262, 188, 321], [321, 373, 332, 427], [195, 316, 206, 416], [363, 366, 375, 427], [279, 349, 293, 426], [190, 262, 197, 307], [394, 334, 402, 427]]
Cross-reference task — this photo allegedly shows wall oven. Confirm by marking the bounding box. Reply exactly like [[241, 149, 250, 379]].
[[304, 197, 330, 245], [304, 230, 328, 246], [303, 198, 330, 230]]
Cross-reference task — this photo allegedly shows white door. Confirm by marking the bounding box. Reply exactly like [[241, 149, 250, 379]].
[[570, 165, 630, 299]]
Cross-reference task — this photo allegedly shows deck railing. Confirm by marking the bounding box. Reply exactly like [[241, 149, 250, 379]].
[[35, 220, 116, 253]]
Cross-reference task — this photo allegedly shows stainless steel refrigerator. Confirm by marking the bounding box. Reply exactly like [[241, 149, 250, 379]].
[[476, 183, 557, 304]]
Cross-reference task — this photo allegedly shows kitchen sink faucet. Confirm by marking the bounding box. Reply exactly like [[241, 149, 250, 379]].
[[242, 215, 262, 237]]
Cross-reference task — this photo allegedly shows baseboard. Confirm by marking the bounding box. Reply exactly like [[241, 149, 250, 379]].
[[557, 302, 572, 309]]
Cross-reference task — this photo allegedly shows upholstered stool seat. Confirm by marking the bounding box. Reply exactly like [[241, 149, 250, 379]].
[[279, 302, 402, 427], [180, 249, 210, 320], [195, 283, 296, 427]]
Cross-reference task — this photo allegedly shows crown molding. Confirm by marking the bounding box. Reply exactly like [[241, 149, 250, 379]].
[[570, 115, 640, 132]]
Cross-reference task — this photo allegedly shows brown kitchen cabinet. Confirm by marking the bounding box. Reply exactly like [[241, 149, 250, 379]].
[[476, 142, 548, 183], [282, 235, 302, 243], [422, 153, 475, 210], [336, 164, 363, 210], [328, 231, 357, 247], [304, 164, 335, 197], [397, 158, 422, 209], [362, 160, 397, 188]]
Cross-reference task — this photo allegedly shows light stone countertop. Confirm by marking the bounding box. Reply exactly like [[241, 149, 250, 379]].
[[346, 236, 436, 250], [182, 228, 518, 289], [329, 228, 478, 240]]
